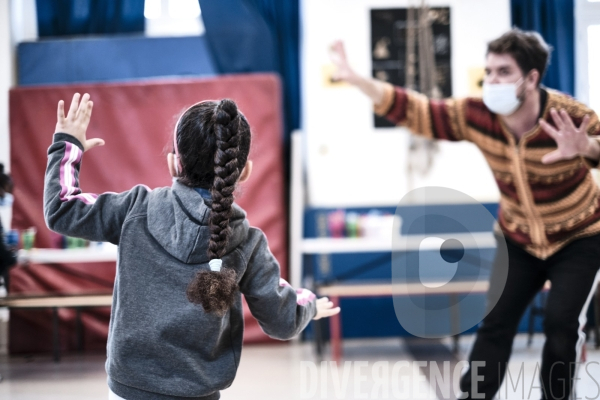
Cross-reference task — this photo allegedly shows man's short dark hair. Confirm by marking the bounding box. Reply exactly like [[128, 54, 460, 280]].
[[487, 28, 553, 86]]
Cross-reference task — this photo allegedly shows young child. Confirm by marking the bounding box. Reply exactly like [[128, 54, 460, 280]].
[[44, 93, 340, 400]]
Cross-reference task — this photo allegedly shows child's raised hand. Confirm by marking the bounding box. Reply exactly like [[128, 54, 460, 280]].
[[55, 93, 105, 152], [313, 297, 341, 320]]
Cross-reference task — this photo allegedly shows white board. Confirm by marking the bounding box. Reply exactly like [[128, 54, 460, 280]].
[[301, 0, 510, 207]]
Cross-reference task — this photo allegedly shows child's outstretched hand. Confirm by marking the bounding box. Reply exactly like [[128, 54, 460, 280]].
[[313, 297, 341, 320], [55, 93, 104, 152]]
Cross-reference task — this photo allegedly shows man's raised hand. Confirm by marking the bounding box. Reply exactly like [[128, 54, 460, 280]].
[[539, 108, 597, 164]]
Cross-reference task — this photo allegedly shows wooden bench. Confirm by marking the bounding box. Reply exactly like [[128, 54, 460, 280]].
[[0, 292, 113, 362]]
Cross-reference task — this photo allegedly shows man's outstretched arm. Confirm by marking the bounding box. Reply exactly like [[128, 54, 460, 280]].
[[329, 40, 468, 142]]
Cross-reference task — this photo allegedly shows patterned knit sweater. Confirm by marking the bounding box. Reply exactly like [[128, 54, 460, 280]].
[[375, 83, 600, 259]]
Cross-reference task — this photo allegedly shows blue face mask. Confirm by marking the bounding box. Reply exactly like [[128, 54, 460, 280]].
[[0, 193, 13, 207]]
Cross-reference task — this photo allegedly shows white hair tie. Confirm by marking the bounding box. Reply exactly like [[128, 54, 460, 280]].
[[209, 259, 223, 272]]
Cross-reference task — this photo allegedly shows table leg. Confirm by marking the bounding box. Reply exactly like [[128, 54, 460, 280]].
[[449, 293, 460, 353], [312, 318, 323, 361], [452, 334, 460, 354], [330, 296, 342, 364], [52, 307, 60, 362], [75, 308, 83, 352]]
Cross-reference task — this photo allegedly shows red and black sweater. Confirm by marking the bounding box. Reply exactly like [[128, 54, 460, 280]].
[[375, 83, 600, 259]]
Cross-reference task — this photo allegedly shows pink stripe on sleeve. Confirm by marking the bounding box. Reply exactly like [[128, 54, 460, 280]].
[[279, 278, 291, 287], [59, 142, 75, 199], [58, 142, 98, 205], [296, 288, 316, 306], [280, 278, 315, 305]]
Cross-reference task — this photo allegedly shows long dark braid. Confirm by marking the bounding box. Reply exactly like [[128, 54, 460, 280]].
[[208, 100, 241, 260], [179, 99, 251, 316]]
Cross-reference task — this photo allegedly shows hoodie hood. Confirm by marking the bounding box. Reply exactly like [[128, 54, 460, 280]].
[[147, 180, 249, 264]]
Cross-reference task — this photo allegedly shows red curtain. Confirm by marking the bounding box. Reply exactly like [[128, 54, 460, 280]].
[[9, 74, 287, 353]]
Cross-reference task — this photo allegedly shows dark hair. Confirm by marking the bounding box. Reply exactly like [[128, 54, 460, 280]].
[[174, 99, 251, 316], [487, 28, 552, 86], [0, 163, 13, 198]]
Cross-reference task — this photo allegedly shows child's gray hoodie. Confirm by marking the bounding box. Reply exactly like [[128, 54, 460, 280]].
[[44, 134, 317, 399]]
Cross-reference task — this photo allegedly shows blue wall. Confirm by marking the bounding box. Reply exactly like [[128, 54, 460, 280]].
[[18, 36, 216, 86]]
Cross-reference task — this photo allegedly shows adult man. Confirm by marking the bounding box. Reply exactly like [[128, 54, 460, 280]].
[[331, 29, 600, 399]]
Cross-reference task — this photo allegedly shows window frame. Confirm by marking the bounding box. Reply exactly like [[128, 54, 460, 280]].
[[575, 0, 600, 106]]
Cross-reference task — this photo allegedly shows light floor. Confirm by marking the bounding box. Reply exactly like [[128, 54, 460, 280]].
[[0, 333, 600, 400]]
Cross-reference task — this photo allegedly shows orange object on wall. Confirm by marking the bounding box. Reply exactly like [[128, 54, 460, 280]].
[[9, 74, 287, 353]]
